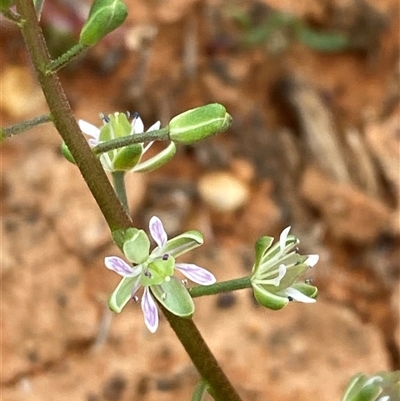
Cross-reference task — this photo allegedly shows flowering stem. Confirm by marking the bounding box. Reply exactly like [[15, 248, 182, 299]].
[[92, 127, 170, 155], [16, 0, 132, 235], [189, 276, 252, 298], [1, 114, 52, 141], [112, 171, 129, 214], [160, 304, 243, 401], [16, 2, 243, 399], [46, 43, 88, 74]]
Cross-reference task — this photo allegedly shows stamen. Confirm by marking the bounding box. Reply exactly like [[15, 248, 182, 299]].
[[181, 279, 188, 287], [145, 270, 152, 278], [305, 278, 312, 284], [132, 295, 139, 302], [162, 254, 169, 260], [100, 113, 110, 123], [288, 296, 294, 302]]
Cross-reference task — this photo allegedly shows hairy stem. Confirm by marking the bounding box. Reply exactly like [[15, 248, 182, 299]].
[[1, 114, 52, 140], [189, 276, 251, 298]]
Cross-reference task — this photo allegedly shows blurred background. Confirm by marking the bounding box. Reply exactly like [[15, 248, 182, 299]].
[[1, 0, 399, 400]]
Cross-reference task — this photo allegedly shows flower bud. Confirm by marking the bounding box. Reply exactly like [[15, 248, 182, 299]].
[[79, 0, 128, 46], [61, 142, 76, 164], [168, 103, 232, 144]]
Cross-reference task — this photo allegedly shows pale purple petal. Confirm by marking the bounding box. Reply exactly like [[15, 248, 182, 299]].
[[306, 254, 319, 268], [78, 120, 100, 140], [132, 116, 144, 134], [88, 138, 99, 148], [149, 216, 168, 248], [147, 121, 161, 132], [175, 263, 216, 285], [141, 287, 159, 333], [282, 287, 316, 303], [104, 256, 140, 277], [279, 226, 291, 252]]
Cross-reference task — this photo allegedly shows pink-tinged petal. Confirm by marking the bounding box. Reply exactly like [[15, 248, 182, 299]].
[[306, 254, 319, 268], [147, 121, 161, 132], [104, 256, 139, 277], [132, 116, 144, 134], [141, 287, 159, 333], [175, 263, 216, 285], [279, 226, 291, 252], [88, 138, 99, 148], [282, 287, 316, 303], [149, 216, 168, 248], [78, 120, 100, 139]]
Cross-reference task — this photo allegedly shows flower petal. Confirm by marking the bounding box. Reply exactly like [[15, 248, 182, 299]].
[[149, 216, 168, 248], [279, 226, 291, 253], [147, 121, 161, 132], [132, 115, 144, 134], [78, 120, 100, 140], [281, 287, 316, 303], [306, 254, 319, 268], [175, 263, 216, 285], [104, 256, 141, 277], [141, 287, 159, 333]]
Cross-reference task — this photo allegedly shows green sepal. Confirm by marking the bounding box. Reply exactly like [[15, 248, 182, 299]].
[[169, 103, 232, 144], [291, 282, 318, 300], [150, 277, 195, 318], [108, 276, 138, 313], [123, 229, 150, 264], [252, 283, 289, 310], [142, 256, 175, 286], [79, 0, 128, 46], [152, 230, 204, 258], [133, 142, 176, 173], [112, 144, 143, 170], [61, 142, 76, 164], [252, 236, 274, 275]]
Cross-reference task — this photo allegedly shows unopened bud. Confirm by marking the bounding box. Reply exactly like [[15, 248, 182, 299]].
[[79, 0, 128, 46], [168, 103, 232, 145]]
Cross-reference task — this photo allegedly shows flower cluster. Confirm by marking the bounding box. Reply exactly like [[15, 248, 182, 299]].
[[250, 226, 318, 310], [105, 216, 216, 333], [79, 112, 176, 173]]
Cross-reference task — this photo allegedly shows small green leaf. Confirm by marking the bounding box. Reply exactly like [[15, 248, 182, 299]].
[[108, 276, 138, 313], [151, 277, 195, 318], [79, 0, 128, 46]]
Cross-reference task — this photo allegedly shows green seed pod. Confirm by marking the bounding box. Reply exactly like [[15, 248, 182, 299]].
[[168, 103, 232, 145], [79, 0, 128, 46]]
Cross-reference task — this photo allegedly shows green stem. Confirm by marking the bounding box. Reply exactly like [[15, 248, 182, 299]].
[[160, 305, 243, 401], [112, 171, 129, 214], [16, 0, 131, 236], [93, 127, 170, 156], [1, 114, 52, 140], [189, 276, 251, 298], [46, 43, 88, 74]]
